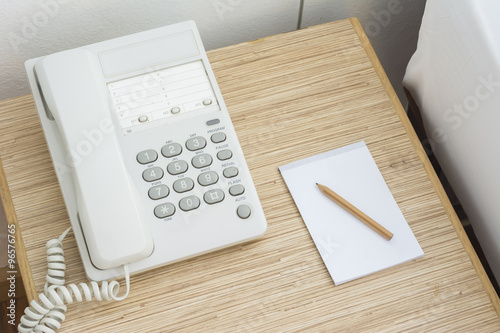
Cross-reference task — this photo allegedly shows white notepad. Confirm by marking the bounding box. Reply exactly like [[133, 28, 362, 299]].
[[279, 141, 424, 285]]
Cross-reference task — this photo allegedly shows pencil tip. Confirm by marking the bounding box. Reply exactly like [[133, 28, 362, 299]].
[[315, 183, 319, 185]]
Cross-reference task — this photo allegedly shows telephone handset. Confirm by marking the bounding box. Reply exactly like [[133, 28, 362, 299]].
[[34, 49, 154, 270], [25, 21, 267, 283]]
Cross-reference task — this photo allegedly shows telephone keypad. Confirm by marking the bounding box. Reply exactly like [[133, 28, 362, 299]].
[[139, 131, 249, 219]]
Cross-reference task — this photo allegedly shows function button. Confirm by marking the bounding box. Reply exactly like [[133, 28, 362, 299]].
[[198, 171, 219, 186], [179, 196, 201, 211], [154, 202, 175, 218], [203, 99, 213, 106], [186, 136, 207, 151], [138, 115, 148, 123], [137, 149, 158, 164], [148, 185, 170, 200], [237, 205, 251, 219], [217, 149, 233, 161], [171, 107, 180, 114], [204, 189, 225, 204], [223, 167, 239, 178], [192, 153, 213, 169], [229, 184, 245, 196], [173, 178, 195, 193], [210, 132, 226, 143], [167, 160, 188, 175], [161, 143, 182, 158], [206, 119, 220, 126], [142, 167, 164, 182]]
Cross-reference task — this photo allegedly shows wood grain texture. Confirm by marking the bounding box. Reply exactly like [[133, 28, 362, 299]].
[[0, 19, 499, 332]]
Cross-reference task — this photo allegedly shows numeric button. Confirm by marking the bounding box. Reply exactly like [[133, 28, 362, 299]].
[[198, 171, 219, 186], [179, 196, 200, 211], [186, 136, 207, 151], [142, 167, 164, 182], [173, 178, 195, 193], [192, 154, 213, 168], [161, 143, 182, 157], [167, 160, 188, 175], [137, 149, 158, 164], [148, 185, 170, 200]]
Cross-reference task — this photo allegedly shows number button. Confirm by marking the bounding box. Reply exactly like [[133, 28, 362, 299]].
[[154, 203, 175, 218], [142, 167, 164, 182], [173, 178, 195, 193], [179, 196, 201, 211], [167, 160, 188, 175], [161, 143, 182, 158], [186, 136, 207, 151], [223, 167, 239, 178], [148, 185, 170, 200], [137, 149, 158, 164], [217, 149, 232, 161], [204, 189, 225, 204], [210, 132, 226, 143], [192, 153, 213, 169], [198, 171, 219, 186]]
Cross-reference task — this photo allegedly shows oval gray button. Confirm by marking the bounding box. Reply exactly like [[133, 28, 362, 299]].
[[167, 160, 188, 175], [223, 167, 238, 178], [137, 149, 158, 164], [211, 132, 226, 143], [204, 189, 225, 204], [192, 153, 213, 169], [179, 196, 200, 211], [142, 167, 164, 182], [148, 185, 169, 200], [217, 149, 232, 161], [173, 178, 194, 193], [186, 136, 207, 151], [198, 171, 219, 186], [161, 143, 182, 157], [229, 184, 245, 196], [154, 203, 175, 218]]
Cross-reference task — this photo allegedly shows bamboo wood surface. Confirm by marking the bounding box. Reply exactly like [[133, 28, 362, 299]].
[[0, 18, 499, 332]]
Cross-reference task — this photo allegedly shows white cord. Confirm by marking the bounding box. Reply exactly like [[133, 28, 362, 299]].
[[18, 227, 130, 333]]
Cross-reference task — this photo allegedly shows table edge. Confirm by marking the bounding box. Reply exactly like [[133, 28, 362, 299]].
[[347, 17, 500, 316]]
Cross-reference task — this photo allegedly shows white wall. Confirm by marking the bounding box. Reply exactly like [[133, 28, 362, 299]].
[[0, 0, 426, 267]]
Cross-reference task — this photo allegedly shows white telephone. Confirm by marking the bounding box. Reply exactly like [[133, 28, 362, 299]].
[[24, 21, 267, 284]]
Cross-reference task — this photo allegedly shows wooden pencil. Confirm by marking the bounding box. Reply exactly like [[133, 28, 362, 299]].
[[316, 183, 394, 240]]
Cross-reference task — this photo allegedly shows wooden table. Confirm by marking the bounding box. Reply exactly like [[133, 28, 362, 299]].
[[1, 18, 499, 332]]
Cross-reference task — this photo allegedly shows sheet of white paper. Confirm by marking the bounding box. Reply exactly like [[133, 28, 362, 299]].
[[279, 141, 424, 285]]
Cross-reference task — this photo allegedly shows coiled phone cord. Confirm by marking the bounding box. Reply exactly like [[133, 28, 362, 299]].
[[18, 227, 130, 333]]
